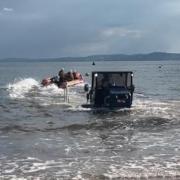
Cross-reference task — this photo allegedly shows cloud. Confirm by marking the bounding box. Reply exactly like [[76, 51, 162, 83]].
[[61, 42, 109, 57], [2, 7, 13, 12], [1, 0, 180, 58], [101, 27, 142, 39]]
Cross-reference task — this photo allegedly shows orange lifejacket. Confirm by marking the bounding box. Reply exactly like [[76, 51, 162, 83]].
[[74, 72, 82, 80]]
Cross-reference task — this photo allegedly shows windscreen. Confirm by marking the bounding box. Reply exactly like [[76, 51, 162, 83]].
[[95, 72, 132, 88]]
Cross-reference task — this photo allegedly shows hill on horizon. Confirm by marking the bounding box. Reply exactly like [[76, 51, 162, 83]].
[[1, 52, 180, 62]]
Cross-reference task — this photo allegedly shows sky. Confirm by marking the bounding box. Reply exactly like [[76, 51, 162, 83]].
[[0, 0, 180, 58]]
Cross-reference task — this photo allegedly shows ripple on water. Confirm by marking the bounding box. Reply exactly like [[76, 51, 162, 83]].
[[1, 78, 180, 179]]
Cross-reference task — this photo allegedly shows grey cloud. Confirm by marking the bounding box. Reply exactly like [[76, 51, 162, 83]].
[[0, 0, 180, 58], [2, 7, 13, 12]]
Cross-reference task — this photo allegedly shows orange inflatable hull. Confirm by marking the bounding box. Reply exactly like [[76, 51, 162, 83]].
[[41, 78, 84, 89]]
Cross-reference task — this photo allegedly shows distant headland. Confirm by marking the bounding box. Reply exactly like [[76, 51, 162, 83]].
[[1, 52, 180, 62]]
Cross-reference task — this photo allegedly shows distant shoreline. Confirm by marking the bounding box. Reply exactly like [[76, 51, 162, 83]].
[[1, 52, 180, 62]]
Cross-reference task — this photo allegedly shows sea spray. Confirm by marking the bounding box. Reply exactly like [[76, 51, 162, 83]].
[[6, 77, 86, 107], [7, 78, 39, 98]]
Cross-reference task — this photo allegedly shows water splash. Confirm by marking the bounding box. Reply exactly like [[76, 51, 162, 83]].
[[7, 78, 39, 98], [6, 78, 86, 107]]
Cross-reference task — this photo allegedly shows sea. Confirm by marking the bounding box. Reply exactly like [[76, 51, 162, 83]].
[[0, 60, 180, 179]]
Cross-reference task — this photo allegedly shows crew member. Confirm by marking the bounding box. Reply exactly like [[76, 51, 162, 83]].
[[65, 70, 74, 81], [57, 68, 66, 87]]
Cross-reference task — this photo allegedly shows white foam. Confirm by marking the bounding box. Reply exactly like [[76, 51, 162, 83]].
[[7, 78, 39, 98], [6, 77, 88, 108], [40, 83, 64, 96], [132, 97, 173, 118], [7, 78, 67, 103]]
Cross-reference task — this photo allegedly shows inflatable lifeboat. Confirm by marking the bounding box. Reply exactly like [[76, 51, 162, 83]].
[[41, 72, 84, 89]]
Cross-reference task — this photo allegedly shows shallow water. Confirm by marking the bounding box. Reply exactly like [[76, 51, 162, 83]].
[[0, 60, 180, 179]]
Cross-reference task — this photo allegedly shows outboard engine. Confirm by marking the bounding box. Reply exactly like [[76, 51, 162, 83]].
[[41, 76, 59, 87], [84, 84, 89, 92]]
